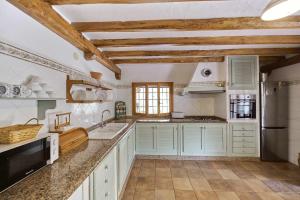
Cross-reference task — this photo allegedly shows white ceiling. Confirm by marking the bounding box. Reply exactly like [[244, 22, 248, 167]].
[[53, 0, 300, 59]]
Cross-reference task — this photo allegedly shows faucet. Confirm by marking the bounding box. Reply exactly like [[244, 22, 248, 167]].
[[101, 109, 111, 127], [24, 118, 39, 125]]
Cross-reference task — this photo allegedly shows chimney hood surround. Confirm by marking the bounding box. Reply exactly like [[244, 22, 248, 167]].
[[182, 62, 226, 95]]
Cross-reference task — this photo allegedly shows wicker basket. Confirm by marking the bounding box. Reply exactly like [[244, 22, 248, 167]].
[[0, 124, 43, 144]]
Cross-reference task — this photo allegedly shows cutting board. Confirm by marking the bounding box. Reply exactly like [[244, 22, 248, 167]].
[[59, 127, 88, 154]]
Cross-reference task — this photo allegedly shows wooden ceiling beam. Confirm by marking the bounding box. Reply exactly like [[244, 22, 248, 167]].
[[112, 56, 225, 64], [48, 0, 226, 5], [261, 54, 300, 73], [92, 35, 300, 47], [8, 0, 121, 79], [72, 16, 300, 32], [102, 48, 300, 58]]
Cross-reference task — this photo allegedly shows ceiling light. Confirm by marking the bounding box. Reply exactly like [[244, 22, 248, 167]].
[[261, 0, 300, 21]]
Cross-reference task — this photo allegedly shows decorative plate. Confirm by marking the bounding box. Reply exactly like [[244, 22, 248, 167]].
[[0, 83, 11, 97], [12, 85, 21, 97]]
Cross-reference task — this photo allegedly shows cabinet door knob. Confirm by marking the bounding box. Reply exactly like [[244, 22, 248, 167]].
[[105, 192, 108, 197], [105, 179, 108, 183], [105, 165, 108, 170]]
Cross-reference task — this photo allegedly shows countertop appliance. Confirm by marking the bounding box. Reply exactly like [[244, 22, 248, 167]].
[[171, 112, 185, 119], [47, 133, 59, 164], [0, 138, 50, 192], [260, 74, 289, 162], [230, 94, 256, 119]]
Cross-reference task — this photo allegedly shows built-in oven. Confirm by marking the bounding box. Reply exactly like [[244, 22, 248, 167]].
[[230, 94, 256, 119], [0, 138, 50, 192]]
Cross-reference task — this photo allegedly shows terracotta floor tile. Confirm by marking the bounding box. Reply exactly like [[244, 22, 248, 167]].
[[172, 178, 193, 191], [232, 169, 256, 179], [284, 180, 300, 192], [187, 168, 204, 179], [139, 168, 155, 177], [256, 192, 284, 200], [155, 160, 170, 168], [156, 168, 171, 178], [226, 180, 253, 192], [189, 178, 212, 191], [174, 190, 197, 200], [216, 191, 240, 200], [235, 192, 263, 200], [217, 169, 240, 180], [136, 177, 155, 190], [126, 177, 138, 190], [240, 162, 262, 171], [244, 179, 272, 192], [183, 160, 199, 169], [155, 178, 174, 190], [197, 161, 214, 169], [262, 180, 293, 192], [131, 167, 141, 177], [194, 191, 219, 200], [141, 159, 156, 168], [122, 189, 135, 200], [170, 160, 183, 168], [208, 179, 233, 191], [212, 161, 229, 169], [201, 169, 223, 180], [171, 168, 188, 178], [134, 160, 142, 168], [134, 189, 155, 200], [278, 192, 300, 200], [155, 190, 175, 200]]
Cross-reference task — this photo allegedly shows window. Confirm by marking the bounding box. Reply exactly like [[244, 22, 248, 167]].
[[132, 82, 174, 116]]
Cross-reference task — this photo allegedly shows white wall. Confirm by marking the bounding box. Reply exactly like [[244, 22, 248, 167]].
[[116, 62, 226, 116], [0, 1, 117, 128], [269, 63, 300, 166]]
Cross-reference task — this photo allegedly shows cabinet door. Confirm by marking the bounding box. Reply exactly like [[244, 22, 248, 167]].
[[228, 56, 257, 90], [118, 136, 128, 192], [136, 124, 157, 154], [93, 159, 108, 200], [203, 124, 227, 155], [127, 127, 135, 167], [157, 124, 178, 155], [181, 124, 203, 156], [68, 185, 83, 200]]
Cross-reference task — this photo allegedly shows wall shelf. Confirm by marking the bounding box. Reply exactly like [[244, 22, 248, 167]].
[[0, 97, 65, 101], [66, 75, 112, 104]]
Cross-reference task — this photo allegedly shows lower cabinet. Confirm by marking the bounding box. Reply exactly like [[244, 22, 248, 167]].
[[92, 147, 117, 200], [228, 123, 258, 157], [202, 124, 227, 156], [68, 177, 89, 200], [181, 124, 203, 156], [136, 123, 178, 155]]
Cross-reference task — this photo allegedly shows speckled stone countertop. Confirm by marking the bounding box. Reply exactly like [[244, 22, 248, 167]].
[[136, 116, 227, 123], [0, 116, 226, 200], [0, 118, 135, 200]]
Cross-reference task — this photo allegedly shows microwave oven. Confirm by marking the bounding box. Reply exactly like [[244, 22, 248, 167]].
[[0, 138, 50, 192], [230, 94, 256, 119]]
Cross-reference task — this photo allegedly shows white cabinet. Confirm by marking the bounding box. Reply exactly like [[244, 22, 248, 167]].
[[135, 123, 178, 155], [202, 124, 227, 156], [157, 124, 178, 155], [181, 124, 203, 156], [136, 124, 157, 154], [228, 123, 258, 157], [68, 178, 89, 200], [93, 147, 117, 200], [127, 127, 135, 166], [228, 56, 257, 90]]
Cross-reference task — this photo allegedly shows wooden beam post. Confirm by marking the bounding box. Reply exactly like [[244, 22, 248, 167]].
[[8, 0, 121, 79], [261, 54, 300, 73]]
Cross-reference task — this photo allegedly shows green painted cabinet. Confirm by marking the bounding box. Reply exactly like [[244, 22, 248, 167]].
[[228, 56, 257, 90], [228, 123, 258, 157], [135, 124, 157, 154], [181, 124, 203, 156], [118, 136, 128, 193], [127, 127, 135, 167], [202, 124, 227, 156], [157, 124, 178, 155]]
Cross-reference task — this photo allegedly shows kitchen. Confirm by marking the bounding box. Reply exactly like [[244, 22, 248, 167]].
[[0, 0, 300, 200]]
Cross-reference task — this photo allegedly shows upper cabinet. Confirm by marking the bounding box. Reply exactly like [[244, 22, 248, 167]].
[[228, 56, 258, 90]]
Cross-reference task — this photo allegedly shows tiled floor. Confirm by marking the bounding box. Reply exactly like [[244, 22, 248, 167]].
[[122, 159, 300, 200]]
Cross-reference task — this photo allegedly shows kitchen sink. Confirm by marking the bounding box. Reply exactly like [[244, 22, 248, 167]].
[[88, 123, 129, 140]]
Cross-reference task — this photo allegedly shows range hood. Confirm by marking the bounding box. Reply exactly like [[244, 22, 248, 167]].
[[183, 82, 225, 94], [182, 63, 226, 95]]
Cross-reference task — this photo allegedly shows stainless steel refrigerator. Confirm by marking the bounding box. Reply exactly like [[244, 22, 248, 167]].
[[260, 74, 289, 162]]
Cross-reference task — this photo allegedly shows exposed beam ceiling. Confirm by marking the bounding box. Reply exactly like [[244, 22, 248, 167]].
[[8, 0, 121, 79], [259, 56, 286, 66], [48, 0, 226, 5], [72, 16, 300, 32], [92, 35, 300, 47], [112, 56, 225, 64], [101, 48, 300, 58], [261, 54, 300, 73]]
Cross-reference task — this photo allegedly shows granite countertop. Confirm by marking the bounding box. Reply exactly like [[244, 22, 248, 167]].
[[0, 118, 135, 200], [0, 116, 226, 199], [136, 116, 227, 123]]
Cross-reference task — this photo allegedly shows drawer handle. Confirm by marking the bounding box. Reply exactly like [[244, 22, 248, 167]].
[[105, 165, 108, 170], [105, 179, 108, 183], [105, 192, 108, 197]]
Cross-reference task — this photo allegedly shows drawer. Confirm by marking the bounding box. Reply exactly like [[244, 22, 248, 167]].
[[233, 137, 255, 143], [232, 124, 256, 131], [233, 147, 256, 154], [232, 130, 255, 137], [233, 142, 256, 148]]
